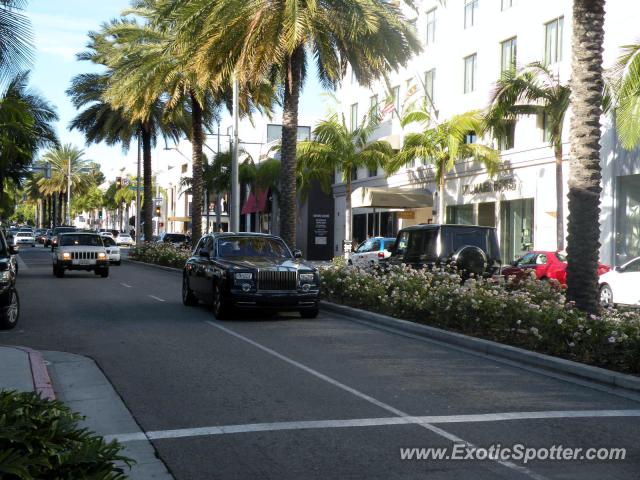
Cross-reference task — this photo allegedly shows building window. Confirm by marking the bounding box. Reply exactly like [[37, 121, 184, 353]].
[[425, 8, 436, 45], [544, 17, 564, 65], [500, 198, 534, 263], [499, 121, 516, 150], [501, 0, 514, 10], [500, 37, 517, 73], [369, 94, 379, 118], [464, 54, 477, 93], [446, 205, 474, 225], [424, 69, 435, 107], [368, 167, 377, 177], [350, 103, 358, 132], [541, 112, 552, 143], [392, 85, 400, 117], [464, 0, 478, 29], [615, 174, 640, 264], [181, 163, 188, 174], [464, 132, 477, 144]]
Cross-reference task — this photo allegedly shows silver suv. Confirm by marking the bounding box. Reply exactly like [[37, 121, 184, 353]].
[[53, 233, 109, 278]]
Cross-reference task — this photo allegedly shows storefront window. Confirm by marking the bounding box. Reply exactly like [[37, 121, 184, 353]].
[[446, 204, 474, 224], [615, 174, 640, 265], [478, 202, 496, 227], [500, 198, 534, 263]]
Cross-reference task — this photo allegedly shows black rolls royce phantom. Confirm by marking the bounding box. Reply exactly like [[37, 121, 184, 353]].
[[182, 233, 320, 319]]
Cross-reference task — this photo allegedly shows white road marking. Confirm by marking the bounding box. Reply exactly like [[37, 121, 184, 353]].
[[105, 409, 640, 443], [121, 283, 132, 288], [148, 295, 165, 302], [203, 321, 548, 480], [16, 255, 28, 270]]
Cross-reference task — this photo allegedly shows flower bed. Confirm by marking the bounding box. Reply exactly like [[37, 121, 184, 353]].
[[320, 260, 640, 374], [128, 242, 190, 269]]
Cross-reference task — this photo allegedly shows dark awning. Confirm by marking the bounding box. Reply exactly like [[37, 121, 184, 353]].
[[351, 187, 433, 209]]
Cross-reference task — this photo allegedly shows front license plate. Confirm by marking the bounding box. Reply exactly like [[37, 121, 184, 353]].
[[74, 259, 93, 265]]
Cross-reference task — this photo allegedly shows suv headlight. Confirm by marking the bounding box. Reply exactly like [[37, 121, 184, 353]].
[[62, 252, 71, 260], [234, 272, 253, 280], [98, 252, 107, 259], [299, 273, 315, 283]]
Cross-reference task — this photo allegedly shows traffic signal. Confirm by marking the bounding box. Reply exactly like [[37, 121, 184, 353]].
[[98, 210, 103, 219], [116, 177, 122, 189], [155, 205, 161, 217]]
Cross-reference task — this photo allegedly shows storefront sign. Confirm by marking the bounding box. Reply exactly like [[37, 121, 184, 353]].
[[312, 214, 330, 246], [397, 211, 416, 219], [463, 177, 518, 195]]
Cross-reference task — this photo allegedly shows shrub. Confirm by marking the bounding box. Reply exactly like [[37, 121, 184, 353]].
[[0, 390, 133, 479], [129, 242, 190, 269], [320, 264, 640, 374]]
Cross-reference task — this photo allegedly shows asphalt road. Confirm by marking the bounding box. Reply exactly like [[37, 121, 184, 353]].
[[4, 245, 640, 480]]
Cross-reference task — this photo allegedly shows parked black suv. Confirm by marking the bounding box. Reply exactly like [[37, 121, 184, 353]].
[[385, 224, 501, 277], [0, 229, 19, 329]]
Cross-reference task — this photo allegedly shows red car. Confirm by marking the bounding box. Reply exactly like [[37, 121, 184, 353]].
[[502, 251, 610, 285]]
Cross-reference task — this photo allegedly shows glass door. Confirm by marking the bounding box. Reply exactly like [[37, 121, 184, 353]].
[[500, 198, 534, 263]]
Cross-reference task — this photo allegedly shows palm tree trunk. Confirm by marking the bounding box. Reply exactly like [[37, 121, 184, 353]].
[[190, 91, 204, 246], [566, 0, 605, 313], [142, 123, 153, 242], [438, 167, 445, 224], [554, 142, 565, 251], [345, 173, 353, 257], [216, 193, 222, 231], [279, 45, 305, 249], [58, 192, 64, 225]]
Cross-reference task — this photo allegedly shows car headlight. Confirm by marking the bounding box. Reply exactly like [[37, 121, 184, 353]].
[[98, 252, 106, 259], [299, 273, 315, 283], [62, 252, 71, 260], [235, 272, 253, 280], [0, 270, 11, 282]]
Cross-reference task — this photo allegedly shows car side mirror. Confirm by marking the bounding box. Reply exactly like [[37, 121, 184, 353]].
[[9, 245, 18, 254], [293, 249, 303, 259], [615, 265, 624, 272]]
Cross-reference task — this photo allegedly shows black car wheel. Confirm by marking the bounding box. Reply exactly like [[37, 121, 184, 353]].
[[300, 308, 319, 319], [212, 282, 231, 319], [0, 289, 19, 330], [182, 275, 198, 306], [600, 284, 614, 308], [99, 267, 109, 278], [53, 265, 64, 278]]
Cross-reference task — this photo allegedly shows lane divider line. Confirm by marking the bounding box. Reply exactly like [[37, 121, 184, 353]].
[[121, 283, 132, 288], [203, 320, 549, 480], [148, 295, 165, 302], [105, 409, 640, 443]]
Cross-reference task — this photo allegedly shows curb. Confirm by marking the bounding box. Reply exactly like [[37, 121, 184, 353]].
[[12, 346, 56, 399], [122, 258, 182, 273], [320, 301, 640, 394]]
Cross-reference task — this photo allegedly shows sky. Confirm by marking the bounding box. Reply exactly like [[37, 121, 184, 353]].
[[24, 0, 327, 182]]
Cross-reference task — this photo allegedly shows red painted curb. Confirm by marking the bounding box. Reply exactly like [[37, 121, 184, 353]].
[[12, 346, 56, 400]]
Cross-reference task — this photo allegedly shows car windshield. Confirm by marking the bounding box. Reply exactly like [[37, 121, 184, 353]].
[[54, 228, 76, 235], [16, 233, 31, 237], [217, 236, 291, 259], [59, 234, 103, 247], [165, 234, 186, 242], [102, 237, 116, 247], [555, 253, 567, 262]]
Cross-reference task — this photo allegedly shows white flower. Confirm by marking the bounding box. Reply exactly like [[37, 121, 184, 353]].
[[569, 342, 575, 348], [608, 336, 616, 344], [557, 318, 563, 325]]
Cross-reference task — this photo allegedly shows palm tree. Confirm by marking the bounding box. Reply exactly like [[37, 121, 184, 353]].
[[606, 43, 640, 150], [0, 72, 58, 196], [0, 0, 32, 84], [389, 109, 500, 224], [565, 0, 606, 313], [166, 0, 421, 248], [298, 114, 394, 246], [486, 63, 570, 250]]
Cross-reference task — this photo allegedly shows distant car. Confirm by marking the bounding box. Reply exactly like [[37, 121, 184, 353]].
[[0, 229, 19, 330], [101, 236, 121, 265], [100, 231, 115, 239], [35, 229, 48, 244], [384, 224, 502, 277], [52, 232, 109, 278], [349, 237, 397, 268], [502, 251, 610, 286], [599, 257, 640, 307], [115, 233, 134, 246], [182, 233, 320, 319], [50, 226, 77, 250], [158, 232, 189, 248], [13, 231, 35, 247]]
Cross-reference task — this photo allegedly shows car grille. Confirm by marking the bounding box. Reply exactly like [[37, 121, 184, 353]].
[[257, 270, 297, 291], [70, 251, 98, 260]]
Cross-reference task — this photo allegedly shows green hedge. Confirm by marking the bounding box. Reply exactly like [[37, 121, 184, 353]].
[[0, 390, 133, 479], [129, 242, 190, 269], [321, 261, 640, 374]]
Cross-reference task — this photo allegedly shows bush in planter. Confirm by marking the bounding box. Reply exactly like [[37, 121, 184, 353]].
[[129, 242, 191, 269], [0, 390, 133, 479], [320, 264, 640, 374]]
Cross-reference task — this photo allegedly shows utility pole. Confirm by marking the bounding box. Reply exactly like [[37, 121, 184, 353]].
[[135, 133, 142, 246], [231, 75, 240, 233], [66, 159, 71, 225]]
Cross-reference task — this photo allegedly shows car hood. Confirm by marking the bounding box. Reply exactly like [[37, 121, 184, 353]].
[[58, 245, 106, 251], [217, 257, 313, 271]]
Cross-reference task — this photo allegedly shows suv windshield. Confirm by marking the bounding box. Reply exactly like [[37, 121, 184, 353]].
[[59, 234, 103, 247], [217, 236, 291, 259], [54, 227, 76, 235], [16, 233, 32, 237], [102, 237, 116, 247]]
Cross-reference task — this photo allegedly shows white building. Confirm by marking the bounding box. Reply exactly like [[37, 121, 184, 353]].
[[332, 0, 640, 266]]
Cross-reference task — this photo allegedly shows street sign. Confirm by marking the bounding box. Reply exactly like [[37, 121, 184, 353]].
[[129, 185, 143, 191]]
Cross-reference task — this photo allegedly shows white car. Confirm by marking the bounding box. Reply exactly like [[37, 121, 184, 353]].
[[100, 232, 114, 239], [348, 237, 396, 268], [101, 236, 121, 265], [53, 232, 109, 278], [13, 231, 35, 247], [116, 233, 134, 246], [599, 257, 640, 307]]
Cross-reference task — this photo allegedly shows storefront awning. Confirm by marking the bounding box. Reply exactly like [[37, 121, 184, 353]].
[[351, 187, 433, 209], [168, 216, 191, 222], [241, 189, 269, 215]]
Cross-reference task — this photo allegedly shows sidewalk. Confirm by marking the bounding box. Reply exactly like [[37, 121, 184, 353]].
[[0, 345, 172, 480]]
